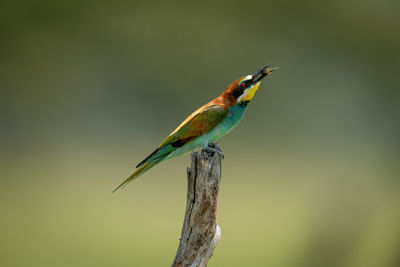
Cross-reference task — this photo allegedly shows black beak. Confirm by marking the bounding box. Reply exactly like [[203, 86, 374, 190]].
[[251, 63, 279, 84]]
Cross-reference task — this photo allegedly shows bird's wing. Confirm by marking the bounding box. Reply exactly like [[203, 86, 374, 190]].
[[136, 104, 228, 168]]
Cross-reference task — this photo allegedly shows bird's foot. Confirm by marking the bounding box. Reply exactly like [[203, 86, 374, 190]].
[[203, 142, 224, 159]]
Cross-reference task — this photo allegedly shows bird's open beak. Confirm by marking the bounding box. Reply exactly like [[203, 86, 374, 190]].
[[251, 64, 278, 84]]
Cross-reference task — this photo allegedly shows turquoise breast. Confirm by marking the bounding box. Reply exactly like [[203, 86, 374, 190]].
[[206, 104, 247, 142], [167, 104, 247, 159]]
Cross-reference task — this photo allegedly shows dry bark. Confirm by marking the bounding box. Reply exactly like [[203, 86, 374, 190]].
[[172, 148, 222, 267]]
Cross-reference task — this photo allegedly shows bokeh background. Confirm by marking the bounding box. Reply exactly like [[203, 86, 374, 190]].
[[1, 0, 399, 266]]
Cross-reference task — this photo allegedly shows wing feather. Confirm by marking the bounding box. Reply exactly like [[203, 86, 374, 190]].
[[136, 104, 227, 168]]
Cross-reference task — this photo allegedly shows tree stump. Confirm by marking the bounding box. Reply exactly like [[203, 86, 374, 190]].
[[172, 147, 222, 267]]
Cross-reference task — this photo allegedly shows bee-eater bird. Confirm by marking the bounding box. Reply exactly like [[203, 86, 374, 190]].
[[113, 64, 278, 192]]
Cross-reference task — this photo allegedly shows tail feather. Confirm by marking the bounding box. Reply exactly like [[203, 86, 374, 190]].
[[112, 161, 158, 193]]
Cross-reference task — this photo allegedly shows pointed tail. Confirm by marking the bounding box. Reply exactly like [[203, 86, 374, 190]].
[[112, 161, 158, 193]]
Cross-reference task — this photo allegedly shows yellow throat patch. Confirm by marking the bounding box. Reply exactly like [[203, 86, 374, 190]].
[[240, 81, 260, 102]]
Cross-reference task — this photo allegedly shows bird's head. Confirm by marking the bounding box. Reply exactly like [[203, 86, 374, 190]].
[[222, 64, 278, 107]]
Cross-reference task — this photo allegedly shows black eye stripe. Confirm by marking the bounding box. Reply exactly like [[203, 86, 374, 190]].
[[232, 80, 250, 98], [232, 86, 244, 98], [241, 80, 250, 88]]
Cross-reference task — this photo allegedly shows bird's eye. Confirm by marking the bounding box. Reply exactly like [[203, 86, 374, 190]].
[[241, 83, 246, 88]]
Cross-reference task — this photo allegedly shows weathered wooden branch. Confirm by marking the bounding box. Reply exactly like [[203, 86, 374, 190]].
[[172, 147, 222, 267]]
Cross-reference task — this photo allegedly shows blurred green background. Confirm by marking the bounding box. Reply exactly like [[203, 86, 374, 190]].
[[1, 0, 399, 266]]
